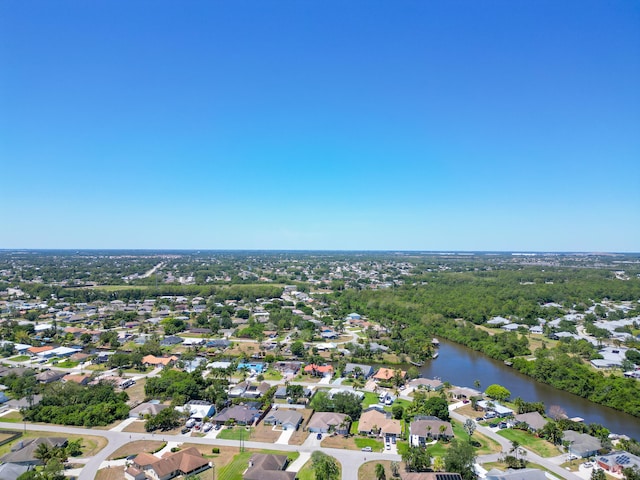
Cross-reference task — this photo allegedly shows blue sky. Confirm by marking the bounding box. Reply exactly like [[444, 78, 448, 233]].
[[1, 0, 638, 251]]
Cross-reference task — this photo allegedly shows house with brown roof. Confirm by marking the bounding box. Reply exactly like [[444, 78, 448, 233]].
[[303, 364, 334, 377], [132, 446, 210, 480], [142, 355, 179, 368], [62, 373, 91, 385], [307, 412, 351, 434], [358, 408, 402, 440], [373, 367, 406, 382], [243, 453, 296, 480], [27, 346, 53, 356]]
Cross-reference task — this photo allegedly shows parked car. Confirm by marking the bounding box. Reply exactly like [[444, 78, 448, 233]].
[[214, 424, 221, 430], [362, 447, 372, 452], [316, 433, 322, 440], [203, 423, 213, 432], [386, 443, 391, 450], [181, 427, 190, 434], [185, 418, 196, 428]]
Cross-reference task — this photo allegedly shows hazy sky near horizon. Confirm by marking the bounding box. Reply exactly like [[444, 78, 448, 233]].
[[1, 1, 639, 251]]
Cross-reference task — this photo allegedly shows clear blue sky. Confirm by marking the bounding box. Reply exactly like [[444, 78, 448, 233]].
[[1, 0, 638, 251]]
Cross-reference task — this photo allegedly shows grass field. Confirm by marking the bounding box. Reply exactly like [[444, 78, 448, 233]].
[[498, 429, 561, 457]]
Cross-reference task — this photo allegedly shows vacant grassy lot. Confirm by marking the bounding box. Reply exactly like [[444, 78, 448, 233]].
[[108, 440, 166, 460], [358, 460, 394, 480], [251, 423, 282, 443], [320, 434, 384, 452], [124, 377, 147, 404], [296, 455, 342, 480], [498, 429, 561, 457], [217, 426, 254, 441], [0, 411, 23, 423], [95, 466, 125, 480], [8, 355, 30, 362]]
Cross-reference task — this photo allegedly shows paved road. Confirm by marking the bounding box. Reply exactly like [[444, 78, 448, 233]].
[[448, 409, 582, 480], [0, 422, 399, 480]]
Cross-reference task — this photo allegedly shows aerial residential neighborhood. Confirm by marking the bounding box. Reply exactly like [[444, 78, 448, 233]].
[[0, 251, 638, 480]]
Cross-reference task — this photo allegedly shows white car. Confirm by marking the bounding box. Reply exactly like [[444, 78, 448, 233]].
[[203, 423, 213, 432]]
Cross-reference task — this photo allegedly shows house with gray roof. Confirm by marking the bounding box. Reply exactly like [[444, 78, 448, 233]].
[[263, 409, 303, 430], [0, 437, 67, 465], [563, 430, 602, 458], [410, 417, 454, 445], [485, 468, 547, 480], [307, 412, 350, 434], [513, 412, 548, 431], [344, 363, 374, 378], [212, 405, 260, 425], [243, 453, 295, 480]]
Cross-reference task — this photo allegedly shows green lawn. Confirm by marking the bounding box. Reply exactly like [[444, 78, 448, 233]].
[[294, 456, 341, 480], [8, 355, 30, 362], [262, 369, 283, 380], [498, 429, 561, 457], [354, 437, 384, 451], [350, 421, 359, 435], [218, 450, 299, 480], [217, 426, 254, 441], [55, 360, 79, 368], [297, 461, 315, 480], [362, 392, 380, 409], [0, 411, 23, 423]]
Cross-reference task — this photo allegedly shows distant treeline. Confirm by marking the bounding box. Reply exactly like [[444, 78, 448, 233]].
[[331, 267, 640, 417]]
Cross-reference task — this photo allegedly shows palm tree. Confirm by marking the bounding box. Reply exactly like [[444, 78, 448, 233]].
[[34, 442, 53, 464], [375, 463, 386, 480]]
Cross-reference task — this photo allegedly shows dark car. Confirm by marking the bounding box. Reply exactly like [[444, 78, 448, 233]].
[[181, 427, 190, 434], [316, 433, 322, 440]]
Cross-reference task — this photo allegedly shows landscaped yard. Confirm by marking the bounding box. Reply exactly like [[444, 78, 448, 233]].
[[262, 369, 283, 380], [498, 429, 561, 457], [452, 419, 501, 455]]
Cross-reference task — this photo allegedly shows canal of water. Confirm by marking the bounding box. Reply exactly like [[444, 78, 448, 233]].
[[418, 338, 640, 439]]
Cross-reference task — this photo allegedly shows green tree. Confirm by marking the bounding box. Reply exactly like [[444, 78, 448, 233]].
[[375, 463, 387, 480], [463, 419, 476, 440], [290, 340, 305, 357], [485, 384, 511, 402], [390, 461, 400, 477], [311, 451, 340, 480], [444, 440, 476, 480], [402, 446, 432, 472], [591, 468, 606, 480]]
